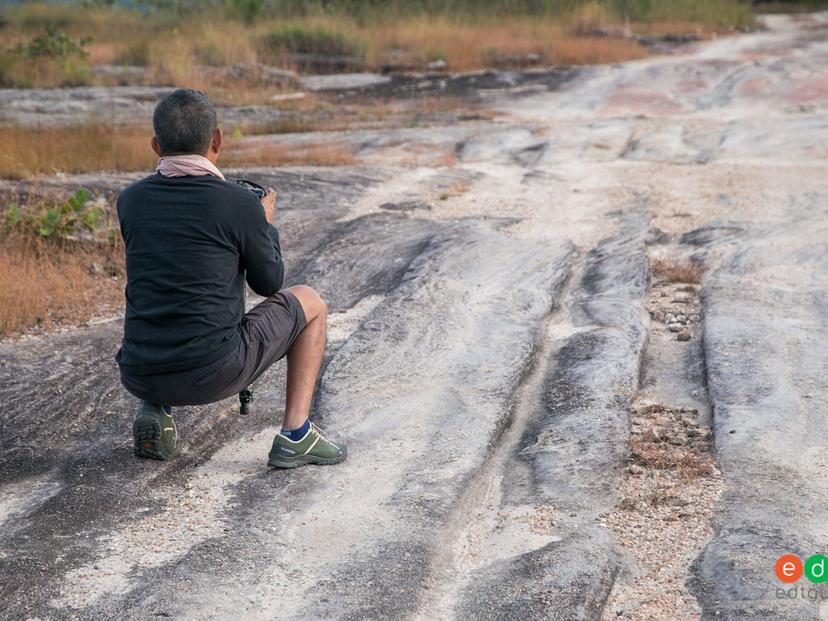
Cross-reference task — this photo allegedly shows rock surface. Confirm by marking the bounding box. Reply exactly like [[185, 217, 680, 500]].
[[2, 10, 828, 620], [691, 206, 828, 619]]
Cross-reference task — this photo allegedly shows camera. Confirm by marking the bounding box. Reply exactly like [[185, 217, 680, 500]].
[[233, 178, 267, 200]]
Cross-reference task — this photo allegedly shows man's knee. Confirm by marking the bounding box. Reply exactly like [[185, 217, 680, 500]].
[[286, 285, 327, 322]]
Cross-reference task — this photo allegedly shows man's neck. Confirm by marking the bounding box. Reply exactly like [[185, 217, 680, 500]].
[[156, 154, 225, 180]]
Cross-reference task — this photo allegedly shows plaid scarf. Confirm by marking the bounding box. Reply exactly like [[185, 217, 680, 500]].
[[156, 154, 225, 180]]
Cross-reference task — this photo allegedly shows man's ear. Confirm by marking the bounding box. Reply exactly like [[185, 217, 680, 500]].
[[210, 127, 223, 156], [151, 136, 162, 157]]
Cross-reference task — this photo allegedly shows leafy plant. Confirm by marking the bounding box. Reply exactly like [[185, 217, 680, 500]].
[[14, 27, 91, 61], [3, 190, 109, 241], [3, 204, 22, 228], [2, 26, 92, 87], [262, 25, 361, 57]]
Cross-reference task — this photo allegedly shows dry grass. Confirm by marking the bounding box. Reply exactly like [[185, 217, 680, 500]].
[[651, 257, 706, 284], [120, 15, 649, 78], [0, 89, 475, 178], [0, 0, 760, 90], [0, 125, 155, 179], [112, 12, 643, 72], [1, 5, 741, 89], [347, 15, 647, 71], [222, 141, 356, 167], [0, 124, 362, 179], [630, 437, 715, 480], [0, 234, 123, 337]]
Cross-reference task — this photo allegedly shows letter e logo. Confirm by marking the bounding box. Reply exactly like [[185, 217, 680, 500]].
[[776, 554, 803, 583]]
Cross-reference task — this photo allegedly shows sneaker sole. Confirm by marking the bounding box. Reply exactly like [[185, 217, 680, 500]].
[[267, 448, 348, 469], [133, 415, 173, 461]]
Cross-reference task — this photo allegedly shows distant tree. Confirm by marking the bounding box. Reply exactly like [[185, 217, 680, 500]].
[[81, 0, 117, 8], [225, 0, 267, 23]]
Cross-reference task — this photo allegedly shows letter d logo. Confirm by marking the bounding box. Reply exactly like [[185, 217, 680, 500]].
[[805, 555, 828, 584]]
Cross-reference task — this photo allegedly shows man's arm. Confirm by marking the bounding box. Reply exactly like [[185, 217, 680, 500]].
[[239, 189, 285, 296]]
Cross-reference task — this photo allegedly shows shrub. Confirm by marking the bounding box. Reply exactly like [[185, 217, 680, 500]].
[[262, 25, 362, 58], [2, 27, 92, 87], [224, 0, 266, 23], [651, 258, 705, 284], [3, 190, 108, 241], [13, 26, 91, 60]]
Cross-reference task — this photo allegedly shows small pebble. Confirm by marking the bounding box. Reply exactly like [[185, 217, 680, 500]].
[[668, 323, 683, 333], [677, 329, 692, 341]]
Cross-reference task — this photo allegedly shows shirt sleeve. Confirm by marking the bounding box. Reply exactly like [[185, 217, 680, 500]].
[[238, 201, 285, 297]]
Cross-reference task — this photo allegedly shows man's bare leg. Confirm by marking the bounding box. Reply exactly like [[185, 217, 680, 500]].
[[268, 285, 346, 468], [282, 285, 327, 431]]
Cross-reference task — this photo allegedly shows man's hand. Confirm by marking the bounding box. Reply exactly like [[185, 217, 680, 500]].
[[261, 187, 277, 224]]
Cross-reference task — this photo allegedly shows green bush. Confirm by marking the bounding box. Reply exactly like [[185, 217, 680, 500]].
[[3, 190, 107, 241], [262, 25, 361, 57], [225, 0, 267, 23], [3, 27, 92, 87], [14, 26, 91, 60]]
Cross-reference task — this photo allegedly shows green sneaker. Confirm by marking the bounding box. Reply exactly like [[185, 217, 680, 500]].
[[133, 402, 177, 460], [267, 422, 347, 469]]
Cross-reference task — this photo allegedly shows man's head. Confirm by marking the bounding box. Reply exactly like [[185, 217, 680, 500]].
[[152, 89, 222, 160]]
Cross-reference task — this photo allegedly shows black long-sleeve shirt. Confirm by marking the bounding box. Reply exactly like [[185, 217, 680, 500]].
[[116, 173, 284, 375]]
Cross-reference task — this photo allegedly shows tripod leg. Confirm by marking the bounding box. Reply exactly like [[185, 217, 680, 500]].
[[239, 387, 253, 415]]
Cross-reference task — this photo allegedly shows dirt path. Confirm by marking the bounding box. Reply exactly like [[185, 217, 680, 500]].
[[2, 11, 828, 620]]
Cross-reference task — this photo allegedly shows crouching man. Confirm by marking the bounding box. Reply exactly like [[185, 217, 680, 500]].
[[116, 88, 346, 468]]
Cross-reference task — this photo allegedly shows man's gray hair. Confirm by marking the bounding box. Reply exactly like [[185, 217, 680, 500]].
[[152, 89, 217, 155]]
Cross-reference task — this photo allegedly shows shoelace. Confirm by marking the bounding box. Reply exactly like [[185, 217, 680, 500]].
[[310, 422, 326, 438], [310, 422, 334, 445]]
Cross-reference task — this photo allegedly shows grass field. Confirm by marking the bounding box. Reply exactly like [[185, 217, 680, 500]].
[[0, 125, 360, 179], [0, 232, 124, 336], [0, 1, 760, 88]]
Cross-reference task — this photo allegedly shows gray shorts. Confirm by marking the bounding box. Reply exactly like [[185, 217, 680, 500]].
[[120, 291, 307, 406]]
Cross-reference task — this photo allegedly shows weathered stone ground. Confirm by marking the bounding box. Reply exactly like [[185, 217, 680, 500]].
[[1, 11, 828, 620]]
